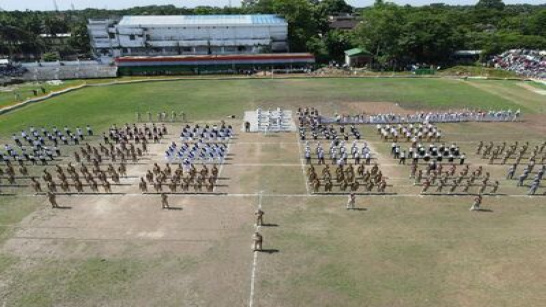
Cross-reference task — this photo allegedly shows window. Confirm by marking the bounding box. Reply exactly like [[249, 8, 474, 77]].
[[238, 46, 246, 52], [129, 34, 135, 41], [182, 47, 192, 52], [108, 33, 115, 39], [146, 34, 151, 40]]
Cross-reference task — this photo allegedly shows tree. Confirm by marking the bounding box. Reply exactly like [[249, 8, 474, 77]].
[[317, 0, 353, 15], [399, 11, 457, 64], [68, 22, 90, 55], [324, 30, 355, 62], [249, 0, 318, 52], [354, 3, 406, 67], [525, 9, 546, 36], [476, 0, 506, 11]]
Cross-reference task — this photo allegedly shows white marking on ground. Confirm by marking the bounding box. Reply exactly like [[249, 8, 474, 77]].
[[295, 132, 311, 195], [14, 193, 546, 198], [248, 192, 263, 307]]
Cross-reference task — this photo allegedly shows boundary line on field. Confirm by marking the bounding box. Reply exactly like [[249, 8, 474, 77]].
[[7, 192, 546, 199], [295, 132, 311, 195], [249, 191, 263, 307]]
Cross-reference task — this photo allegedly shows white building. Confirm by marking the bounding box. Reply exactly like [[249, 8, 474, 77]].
[[88, 15, 288, 58]]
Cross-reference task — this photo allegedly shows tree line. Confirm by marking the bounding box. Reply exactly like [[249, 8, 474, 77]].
[[0, 0, 544, 68]]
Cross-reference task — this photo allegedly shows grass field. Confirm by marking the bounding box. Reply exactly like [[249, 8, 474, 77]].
[[0, 80, 83, 109], [0, 77, 545, 306], [1, 78, 542, 137]]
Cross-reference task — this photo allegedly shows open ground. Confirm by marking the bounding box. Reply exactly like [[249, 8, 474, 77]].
[[0, 77, 545, 307]]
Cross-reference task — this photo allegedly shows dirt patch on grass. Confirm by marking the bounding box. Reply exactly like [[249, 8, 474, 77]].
[[1, 194, 255, 260], [518, 82, 546, 95], [520, 114, 546, 134]]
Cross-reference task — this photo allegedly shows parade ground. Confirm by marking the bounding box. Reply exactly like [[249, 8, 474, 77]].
[[1, 77, 546, 306]]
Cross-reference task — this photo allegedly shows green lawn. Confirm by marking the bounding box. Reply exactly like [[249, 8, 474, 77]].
[[0, 80, 83, 109], [1, 78, 541, 136], [528, 81, 546, 90]]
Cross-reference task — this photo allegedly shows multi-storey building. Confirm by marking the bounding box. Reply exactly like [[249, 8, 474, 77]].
[[88, 14, 288, 58]]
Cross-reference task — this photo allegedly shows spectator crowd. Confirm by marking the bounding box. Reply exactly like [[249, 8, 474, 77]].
[[493, 49, 546, 79]]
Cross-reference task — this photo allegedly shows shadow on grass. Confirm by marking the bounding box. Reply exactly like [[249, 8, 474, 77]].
[[167, 206, 183, 210], [55, 206, 72, 210], [259, 249, 280, 254], [350, 208, 367, 211]]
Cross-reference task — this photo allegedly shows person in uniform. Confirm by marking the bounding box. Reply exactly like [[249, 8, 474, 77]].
[[252, 232, 263, 251], [506, 164, 517, 180], [421, 178, 431, 194], [255, 209, 264, 226], [161, 193, 170, 209], [489, 181, 500, 194], [436, 178, 446, 193], [30, 177, 42, 193], [47, 192, 59, 209], [103, 181, 112, 193], [478, 181, 487, 195], [470, 195, 482, 211], [528, 181, 540, 195], [324, 179, 333, 192], [346, 192, 356, 210], [449, 179, 459, 194]]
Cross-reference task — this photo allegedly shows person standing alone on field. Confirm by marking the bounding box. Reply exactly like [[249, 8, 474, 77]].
[[470, 195, 482, 211], [47, 192, 59, 209], [253, 232, 263, 251], [255, 209, 264, 226], [161, 193, 170, 209], [347, 192, 356, 210]]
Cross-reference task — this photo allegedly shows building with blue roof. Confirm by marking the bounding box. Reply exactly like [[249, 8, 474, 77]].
[[88, 14, 288, 58]]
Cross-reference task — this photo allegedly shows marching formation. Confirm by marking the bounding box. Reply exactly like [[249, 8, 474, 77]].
[[306, 163, 388, 194], [391, 142, 465, 165], [477, 141, 546, 165], [376, 123, 442, 143], [32, 161, 127, 194], [136, 110, 187, 123], [320, 109, 521, 124], [303, 140, 374, 166], [140, 162, 221, 193], [2, 125, 94, 165], [509, 163, 545, 195], [299, 123, 362, 141], [165, 123, 233, 166], [412, 164, 500, 195]]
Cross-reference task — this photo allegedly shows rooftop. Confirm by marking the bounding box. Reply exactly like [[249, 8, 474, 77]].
[[118, 14, 287, 27], [345, 48, 372, 57]]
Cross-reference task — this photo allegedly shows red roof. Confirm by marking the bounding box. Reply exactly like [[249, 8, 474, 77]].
[[116, 53, 315, 63]]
